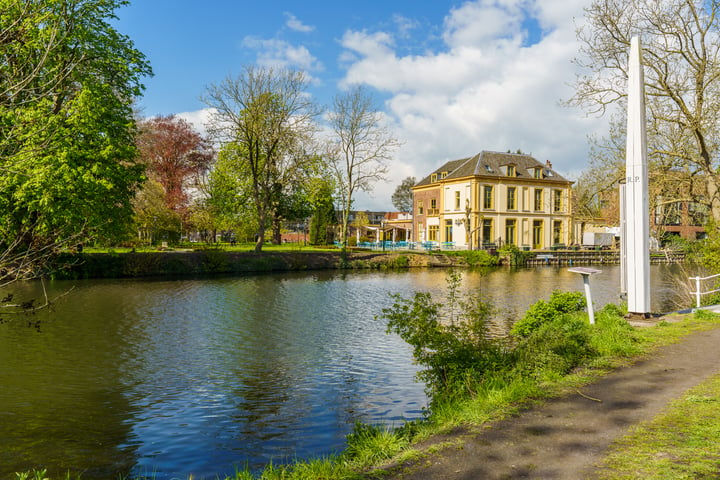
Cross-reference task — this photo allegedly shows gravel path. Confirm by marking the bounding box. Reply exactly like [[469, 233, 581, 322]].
[[375, 325, 720, 479]]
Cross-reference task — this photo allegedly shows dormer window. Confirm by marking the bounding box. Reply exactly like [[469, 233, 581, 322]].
[[431, 173, 438, 183], [506, 165, 516, 177], [533, 167, 543, 179], [440, 171, 448, 179]]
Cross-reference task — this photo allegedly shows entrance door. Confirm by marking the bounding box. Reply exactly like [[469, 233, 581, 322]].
[[533, 220, 543, 249]]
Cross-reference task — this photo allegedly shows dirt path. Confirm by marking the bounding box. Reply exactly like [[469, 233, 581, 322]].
[[376, 325, 720, 480]]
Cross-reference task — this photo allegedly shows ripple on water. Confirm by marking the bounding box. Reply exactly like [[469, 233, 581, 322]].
[[2, 266, 687, 479]]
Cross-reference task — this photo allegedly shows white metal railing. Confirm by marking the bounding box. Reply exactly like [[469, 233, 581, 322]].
[[690, 273, 720, 308]]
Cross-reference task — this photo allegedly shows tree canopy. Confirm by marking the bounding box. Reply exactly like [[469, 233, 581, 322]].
[[0, 0, 151, 278], [203, 66, 319, 252], [392, 176, 416, 212], [571, 0, 720, 223], [137, 115, 214, 217]]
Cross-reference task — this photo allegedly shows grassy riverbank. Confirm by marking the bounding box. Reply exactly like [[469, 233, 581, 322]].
[[16, 298, 720, 479], [597, 369, 720, 479], [48, 246, 500, 279]]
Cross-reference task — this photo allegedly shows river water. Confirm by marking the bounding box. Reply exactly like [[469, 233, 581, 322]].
[[0, 264, 693, 479]]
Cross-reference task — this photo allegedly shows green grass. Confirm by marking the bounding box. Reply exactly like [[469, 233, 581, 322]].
[[591, 309, 720, 479], [596, 374, 720, 479], [81, 243, 342, 254]]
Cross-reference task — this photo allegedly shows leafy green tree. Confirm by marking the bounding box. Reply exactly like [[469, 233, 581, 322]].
[[203, 66, 319, 252], [308, 178, 336, 245], [379, 271, 502, 396], [204, 144, 255, 236], [0, 0, 151, 280], [132, 179, 181, 245]]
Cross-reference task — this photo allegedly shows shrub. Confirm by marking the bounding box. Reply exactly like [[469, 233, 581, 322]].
[[590, 304, 641, 357], [447, 250, 499, 267], [497, 244, 532, 266], [511, 291, 586, 338], [378, 271, 509, 397], [514, 314, 596, 380]]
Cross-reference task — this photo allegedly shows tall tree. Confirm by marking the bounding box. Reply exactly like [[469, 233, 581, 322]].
[[0, 0, 151, 281], [205, 144, 254, 234], [136, 115, 214, 218], [570, 0, 720, 222], [203, 66, 319, 252], [392, 176, 416, 212], [327, 85, 400, 248]]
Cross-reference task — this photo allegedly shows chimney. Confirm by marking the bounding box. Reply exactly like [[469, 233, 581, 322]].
[[545, 160, 552, 169]]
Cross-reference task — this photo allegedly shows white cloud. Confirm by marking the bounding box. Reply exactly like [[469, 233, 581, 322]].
[[172, 0, 605, 212], [284, 12, 315, 33], [393, 14, 420, 38], [337, 0, 606, 210], [176, 108, 216, 139], [442, 0, 523, 48], [241, 36, 324, 73]]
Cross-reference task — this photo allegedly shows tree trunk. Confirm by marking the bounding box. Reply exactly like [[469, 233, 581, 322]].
[[272, 220, 282, 245], [254, 226, 264, 252], [707, 176, 720, 225]]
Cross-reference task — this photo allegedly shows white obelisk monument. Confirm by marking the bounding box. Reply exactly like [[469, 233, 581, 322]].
[[624, 36, 651, 315]]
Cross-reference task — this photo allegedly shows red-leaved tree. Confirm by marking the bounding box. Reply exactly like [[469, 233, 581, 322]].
[[137, 115, 215, 217]]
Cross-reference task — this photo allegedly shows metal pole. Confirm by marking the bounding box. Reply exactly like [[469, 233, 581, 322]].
[[696, 276, 702, 309]]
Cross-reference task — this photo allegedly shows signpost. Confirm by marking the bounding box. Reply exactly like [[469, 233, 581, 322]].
[[568, 267, 602, 324]]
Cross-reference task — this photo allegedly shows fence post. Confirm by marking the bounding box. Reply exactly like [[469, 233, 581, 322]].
[[695, 276, 702, 309]]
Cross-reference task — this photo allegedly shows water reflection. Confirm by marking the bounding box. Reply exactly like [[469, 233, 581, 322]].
[[0, 264, 694, 478]]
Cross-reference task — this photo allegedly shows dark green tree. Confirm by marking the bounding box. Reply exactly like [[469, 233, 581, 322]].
[[308, 178, 336, 245]]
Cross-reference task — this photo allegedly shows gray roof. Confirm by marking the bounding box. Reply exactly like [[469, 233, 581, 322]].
[[415, 151, 570, 187]]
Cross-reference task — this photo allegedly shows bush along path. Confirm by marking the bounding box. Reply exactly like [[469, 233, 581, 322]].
[[372, 314, 720, 480]]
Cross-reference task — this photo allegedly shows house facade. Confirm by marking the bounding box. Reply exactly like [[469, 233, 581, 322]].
[[412, 151, 574, 250]]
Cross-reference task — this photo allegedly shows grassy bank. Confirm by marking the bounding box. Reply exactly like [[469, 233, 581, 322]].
[[596, 372, 720, 479], [48, 247, 498, 279], [16, 281, 720, 480], [595, 312, 720, 479]]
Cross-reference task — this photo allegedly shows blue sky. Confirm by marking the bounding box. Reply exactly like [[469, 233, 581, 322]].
[[114, 0, 606, 210]]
